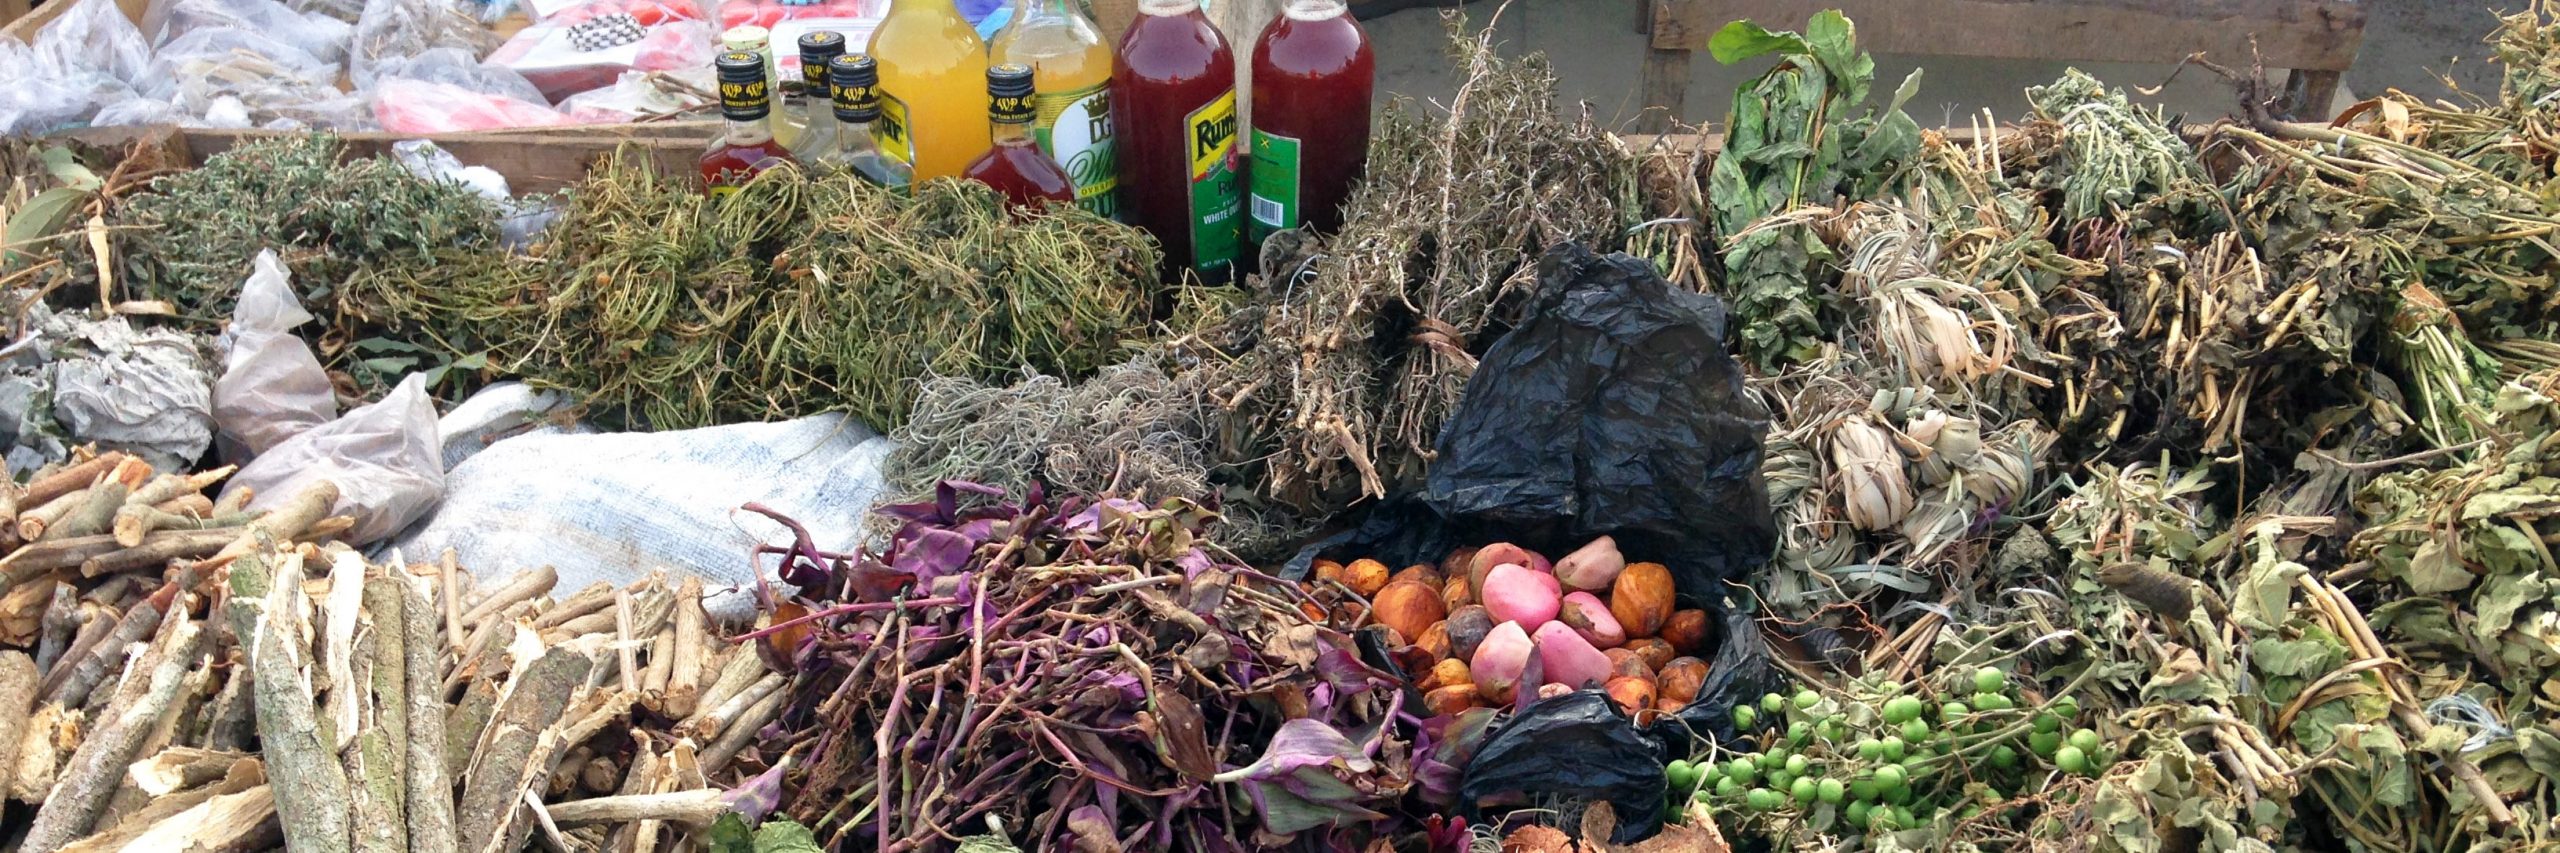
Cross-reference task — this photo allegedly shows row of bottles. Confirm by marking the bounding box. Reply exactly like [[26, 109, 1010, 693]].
[[703, 0, 1373, 285]]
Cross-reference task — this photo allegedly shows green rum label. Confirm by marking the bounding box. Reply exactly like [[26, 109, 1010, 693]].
[[1183, 89, 1241, 277], [1247, 129, 1301, 244]]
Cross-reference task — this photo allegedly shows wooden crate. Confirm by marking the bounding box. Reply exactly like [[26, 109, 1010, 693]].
[[1638, 0, 2367, 129], [67, 123, 712, 194]]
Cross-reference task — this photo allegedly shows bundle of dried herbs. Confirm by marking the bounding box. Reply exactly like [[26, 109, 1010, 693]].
[[111, 135, 501, 325], [752, 485, 1413, 851], [345, 152, 1162, 431]]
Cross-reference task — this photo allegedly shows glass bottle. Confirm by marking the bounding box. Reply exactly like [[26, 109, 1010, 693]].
[[1113, 0, 1241, 283], [991, 0, 1117, 217], [1247, 0, 1371, 246], [816, 53, 915, 190], [720, 26, 782, 144], [701, 50, 799, 195], [784, 30, 848, 160], [869, 0, 991, 182], [964, 63, 1077, 208]]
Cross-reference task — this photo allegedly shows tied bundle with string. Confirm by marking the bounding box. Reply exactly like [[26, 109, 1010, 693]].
[[343, 151, 1162, 431]]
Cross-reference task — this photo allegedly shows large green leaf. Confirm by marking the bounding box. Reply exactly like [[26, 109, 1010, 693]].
[[3, 186, 89, 268], [39, 147, 100, 192], [1708, 20, 1807, 64]]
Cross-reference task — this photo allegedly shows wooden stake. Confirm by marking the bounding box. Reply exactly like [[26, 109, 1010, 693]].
[[200, 481, 339, 570], [114, 507, 255, 548], [33, 585, 79, 674], [542, 789, 729, 829], [401, 571, 458, 853], [350, 565, 408, 853], [700, 685, 784, 775], [80, 527, 246, 578], [238, 552, 353, 853], [320, 552, 365, 753], [683, 673, 783, 742], [22, 453, 126, 508], [18, 487, 92, 544], [58, 758, 265, 853], [153, 492, 215, 518], [615, 589, 641, 695], [40, 482, 127, 542], [663, 577, 706, 719], [211, 486, 252, 516], [0, 651, 34, 797], [444, 676, 499, 782], [456, 645, 593, 853], [95, 782, 281, 853], [641, 629, 675, 701], [460, 566, 557, 630], [20, 614, 202, 853], [441, 550, 466, 654], [688, 647, 766, 731], [532, 582, 617, 630], [41, 578, 174, 707]]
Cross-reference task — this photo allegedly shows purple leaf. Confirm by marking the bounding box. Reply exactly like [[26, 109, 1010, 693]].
[[718, 759, 791, 824], [892, 526, 975, 582]]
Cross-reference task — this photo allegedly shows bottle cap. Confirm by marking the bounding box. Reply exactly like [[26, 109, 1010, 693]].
[[830, 54, 880, 122], [988, 63, 1035, 124], [797, 30, 845, 90], [716, 51, 772, 120], [720, 25, 769, 52]]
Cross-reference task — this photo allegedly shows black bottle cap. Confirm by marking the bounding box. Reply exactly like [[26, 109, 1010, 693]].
[[798, 31, 845, 90], [988, 63, 1035, 124], [716, 51, 771, 120], [830, 54, 880, 122]]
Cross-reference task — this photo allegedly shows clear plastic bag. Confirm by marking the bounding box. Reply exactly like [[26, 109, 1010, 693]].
[[0, 36, 95, 135], [223, 373, 445, 546], [147, 0, 353, 65], [34, 0, 153, 89], [368, 45, 549, 104], [214, 250, 340, 462], [350, 0, 503, 88], [553, 67, 713, 124], [392, 140, 559, 247], [370, 78, 572, 133], [148, 35, 372, 130], [150, 28, 340, 89]]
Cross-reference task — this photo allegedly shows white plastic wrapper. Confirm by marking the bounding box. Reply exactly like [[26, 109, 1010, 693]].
[[213, 250, 339, 462], [224, 373, 444, 546], [390, 383, 896, 616]]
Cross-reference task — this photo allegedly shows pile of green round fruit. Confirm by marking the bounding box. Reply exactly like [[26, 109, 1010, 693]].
[[1664, 666, 2107, 836]]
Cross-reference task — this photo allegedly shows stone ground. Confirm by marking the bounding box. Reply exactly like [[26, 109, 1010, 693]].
[[1355, 0, 2509, 132]]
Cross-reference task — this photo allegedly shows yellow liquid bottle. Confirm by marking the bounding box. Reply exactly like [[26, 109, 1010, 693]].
[[869, 0, 991, 182], [991, 0, 1117, 218]]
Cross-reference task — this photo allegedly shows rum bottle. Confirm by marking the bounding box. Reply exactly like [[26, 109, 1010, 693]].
[[964, 63, 1077, 208], [785, 30, 848, 160], [992, 0, 1118, 217], [1248, 0, 1371, 245], [1113, 0, 1241, 283], [815, 54, 915, 191], [702, 50, 798, 195]]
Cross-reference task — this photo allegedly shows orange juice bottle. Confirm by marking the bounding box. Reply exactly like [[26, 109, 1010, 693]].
[[868, 0, 990, 182], [991, 0, 1118, 218]]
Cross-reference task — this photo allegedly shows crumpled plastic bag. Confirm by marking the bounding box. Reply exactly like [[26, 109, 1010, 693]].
[[392, 140, 559, 247], [372, 78, 572, 132], [389, 383, 896, 616], [35, 0, 152, 90], [350, 0, 503, 88], [1423, 243, 1778, 603], [0, 303, 216, 477], [147, 0, 353, 65], [0, 37, 97, 134], [214, 250, 339, 462], [223, 373, 443, 545], [1457, 607, 1783, 844]]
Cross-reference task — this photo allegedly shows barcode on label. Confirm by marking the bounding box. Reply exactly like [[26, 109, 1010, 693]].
[[1250, 194, 1287, 227]]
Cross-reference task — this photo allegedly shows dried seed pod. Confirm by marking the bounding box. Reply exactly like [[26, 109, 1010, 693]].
[[1605, 675, 1657, 715], [1440, 577, 1473, 611], [1418, 658, 1471, 693], [1608, 563, 1676, 639], [1414, 621, 1453, 661], [1604, 648, 1651, 680], [1424, 684, 1479, 716], [1657, 657, 1709, 704], [1312, 560, 1346, 586], [1370, 581, 1447, 645], [1623, 638, 1675, 672], [1660, 609, 1710, 656]]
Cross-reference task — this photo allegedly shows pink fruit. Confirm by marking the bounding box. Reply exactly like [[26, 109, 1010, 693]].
[[1467, 543, 1537, 599], [1558, 591, 1626, 649], [1553, 535, 1627, 593], [1481, 564, 1561, 628], [1469, 621, 1535, 703], [1532, 620, 1612, 690]]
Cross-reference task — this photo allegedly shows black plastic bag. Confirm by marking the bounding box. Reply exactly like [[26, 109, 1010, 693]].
[[1457, 607, 1785, 842], [1422, 244, 1777, 604]]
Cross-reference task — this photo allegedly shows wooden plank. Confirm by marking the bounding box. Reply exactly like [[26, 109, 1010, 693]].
[[1650, 0, 2364, 71], [4, 0, 151, 41], [1637, 47, 1692, 133]]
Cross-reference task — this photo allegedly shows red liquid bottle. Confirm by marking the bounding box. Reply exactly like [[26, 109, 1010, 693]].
[[964, 63, 1078, 208], [701, 50, 798, 195], [1248, 0, 1372, 247], [1112, 0, 1241, 283]]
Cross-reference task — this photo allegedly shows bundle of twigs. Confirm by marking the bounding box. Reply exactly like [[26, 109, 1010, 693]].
[[0, 476, 775, 852]]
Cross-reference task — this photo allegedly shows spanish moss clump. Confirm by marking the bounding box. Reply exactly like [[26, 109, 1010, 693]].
[[113, 135, 502, 324], [346, 152, 1163, 431]]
